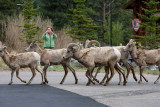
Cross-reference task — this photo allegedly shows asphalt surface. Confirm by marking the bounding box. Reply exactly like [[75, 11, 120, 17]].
[[0, 84, 107, 107], [0, 70, 160, 107]]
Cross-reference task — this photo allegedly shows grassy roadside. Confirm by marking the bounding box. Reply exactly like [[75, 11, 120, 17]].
[[0, 59, 159, 75]]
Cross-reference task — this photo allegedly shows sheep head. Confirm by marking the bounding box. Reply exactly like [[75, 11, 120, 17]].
[[76, 42, 84, 49], [124, 39, 137, 58], [63, 43, 80, 59], [25, 41, 39, 52]]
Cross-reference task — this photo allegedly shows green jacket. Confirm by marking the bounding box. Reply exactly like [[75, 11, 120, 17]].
[[42, 33, 57, 48]]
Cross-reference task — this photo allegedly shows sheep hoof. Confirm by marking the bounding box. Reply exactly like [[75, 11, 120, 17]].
[[86, 82, 91, 86], [96, 80, 99, 83], [118, 83, 121, 85], [123, 83, 126, 86], [45, 80, 48, 84], [99, 82, 103, 85], [8, 82, 12, 85], [146, 80, 148, 82], [75, 80, 78, 84], [60, 82, 63, 84], [154, 81, 158, 84], [135, 78, 138, 82], [104, 83, 109, 86], [26, 82, 31, 85], [22, 80, 26, 83], [86, 84, 90, 86], [138, 81, 141, 84]]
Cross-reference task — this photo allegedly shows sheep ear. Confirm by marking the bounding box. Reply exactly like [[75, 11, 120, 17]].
[[72, 47, 78, 52], [129, 39, 133, 44], [33, 40, 37, 44]]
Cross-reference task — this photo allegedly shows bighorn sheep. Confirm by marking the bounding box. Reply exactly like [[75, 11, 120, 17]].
[[94, 46, 137, 83], [63, 43, 127, 86], [85, 40, 137, 84], [125, 39, 160, 84], [25, 41, 78, 84], [0, 42, 44, 85], [85, 40, 101, 48]]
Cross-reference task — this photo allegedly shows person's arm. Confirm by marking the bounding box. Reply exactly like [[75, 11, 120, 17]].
[[42, 33, 47, 40], [53, 33, 57, 39]]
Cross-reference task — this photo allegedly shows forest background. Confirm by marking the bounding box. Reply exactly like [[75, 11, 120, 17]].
[[0, 0, 133, 51]]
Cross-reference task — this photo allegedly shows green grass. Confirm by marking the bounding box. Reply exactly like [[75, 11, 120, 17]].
[[122, 67, 159, 75], [0, 60, 159, 75]]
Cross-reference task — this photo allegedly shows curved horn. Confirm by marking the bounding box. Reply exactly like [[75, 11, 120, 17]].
[[67, 43, 80, 50], [86, 40, 100, 48]]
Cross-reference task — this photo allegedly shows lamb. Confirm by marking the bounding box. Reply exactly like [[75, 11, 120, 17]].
[[0, 42, 44, 85], [63, 43, 127, 86], [25, 41, 78, 84], [124, 39, 160, 84]]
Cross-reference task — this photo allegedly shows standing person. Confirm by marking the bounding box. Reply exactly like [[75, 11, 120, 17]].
[[42, 27, 57, 49]]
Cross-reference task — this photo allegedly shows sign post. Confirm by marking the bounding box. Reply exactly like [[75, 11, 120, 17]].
[[132, 18, 141, 32]]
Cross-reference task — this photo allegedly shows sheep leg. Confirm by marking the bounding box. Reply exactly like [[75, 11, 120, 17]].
[[16, 69, 26, 83], [86, 68, 95, 86], [66, 63, 78, 84], [138, 66, 148, 83], [91, 68, 99, 83], [94, 66, 103, 78], [43, 65, 49, 83], [123, 61, 130, 80], [60, 64, 68, 84], [8, 70, 15, 85], [27, 68, 36, 85], [141, 65, 148, 83], [128, 63, 137, 81], [100, 66, 109, 85], [154, 65, 160, 84], [114, 67, 122, 85], [115, 64, 127, 86], [36, 66, 45, 84], [104, 63, 115, 86]]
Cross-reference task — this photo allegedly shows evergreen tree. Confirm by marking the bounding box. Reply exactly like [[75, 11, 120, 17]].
[[104, 16, 124, 46], [85, 0, 132, 44], [67, 0, 98, 42], [0, 0, 22, 41], [21, 0, 40, 44], [136, 0, 160, 49], [39, 0, 74, 30]]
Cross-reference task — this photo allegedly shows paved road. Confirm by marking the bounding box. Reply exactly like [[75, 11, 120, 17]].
[[0, 70, 160, 107], [0, 84, 107, 107]]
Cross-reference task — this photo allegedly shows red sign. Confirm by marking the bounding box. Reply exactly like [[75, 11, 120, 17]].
[[132, 19, 141, 32]]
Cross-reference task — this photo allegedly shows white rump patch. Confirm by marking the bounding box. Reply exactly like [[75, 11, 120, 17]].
[[33, 52, 41, 67], [113, 47, 121, 61], [33, 52, 40, 62]]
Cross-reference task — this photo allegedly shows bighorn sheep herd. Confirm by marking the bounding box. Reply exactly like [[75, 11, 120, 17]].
[[0, 39, 159, 86]]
